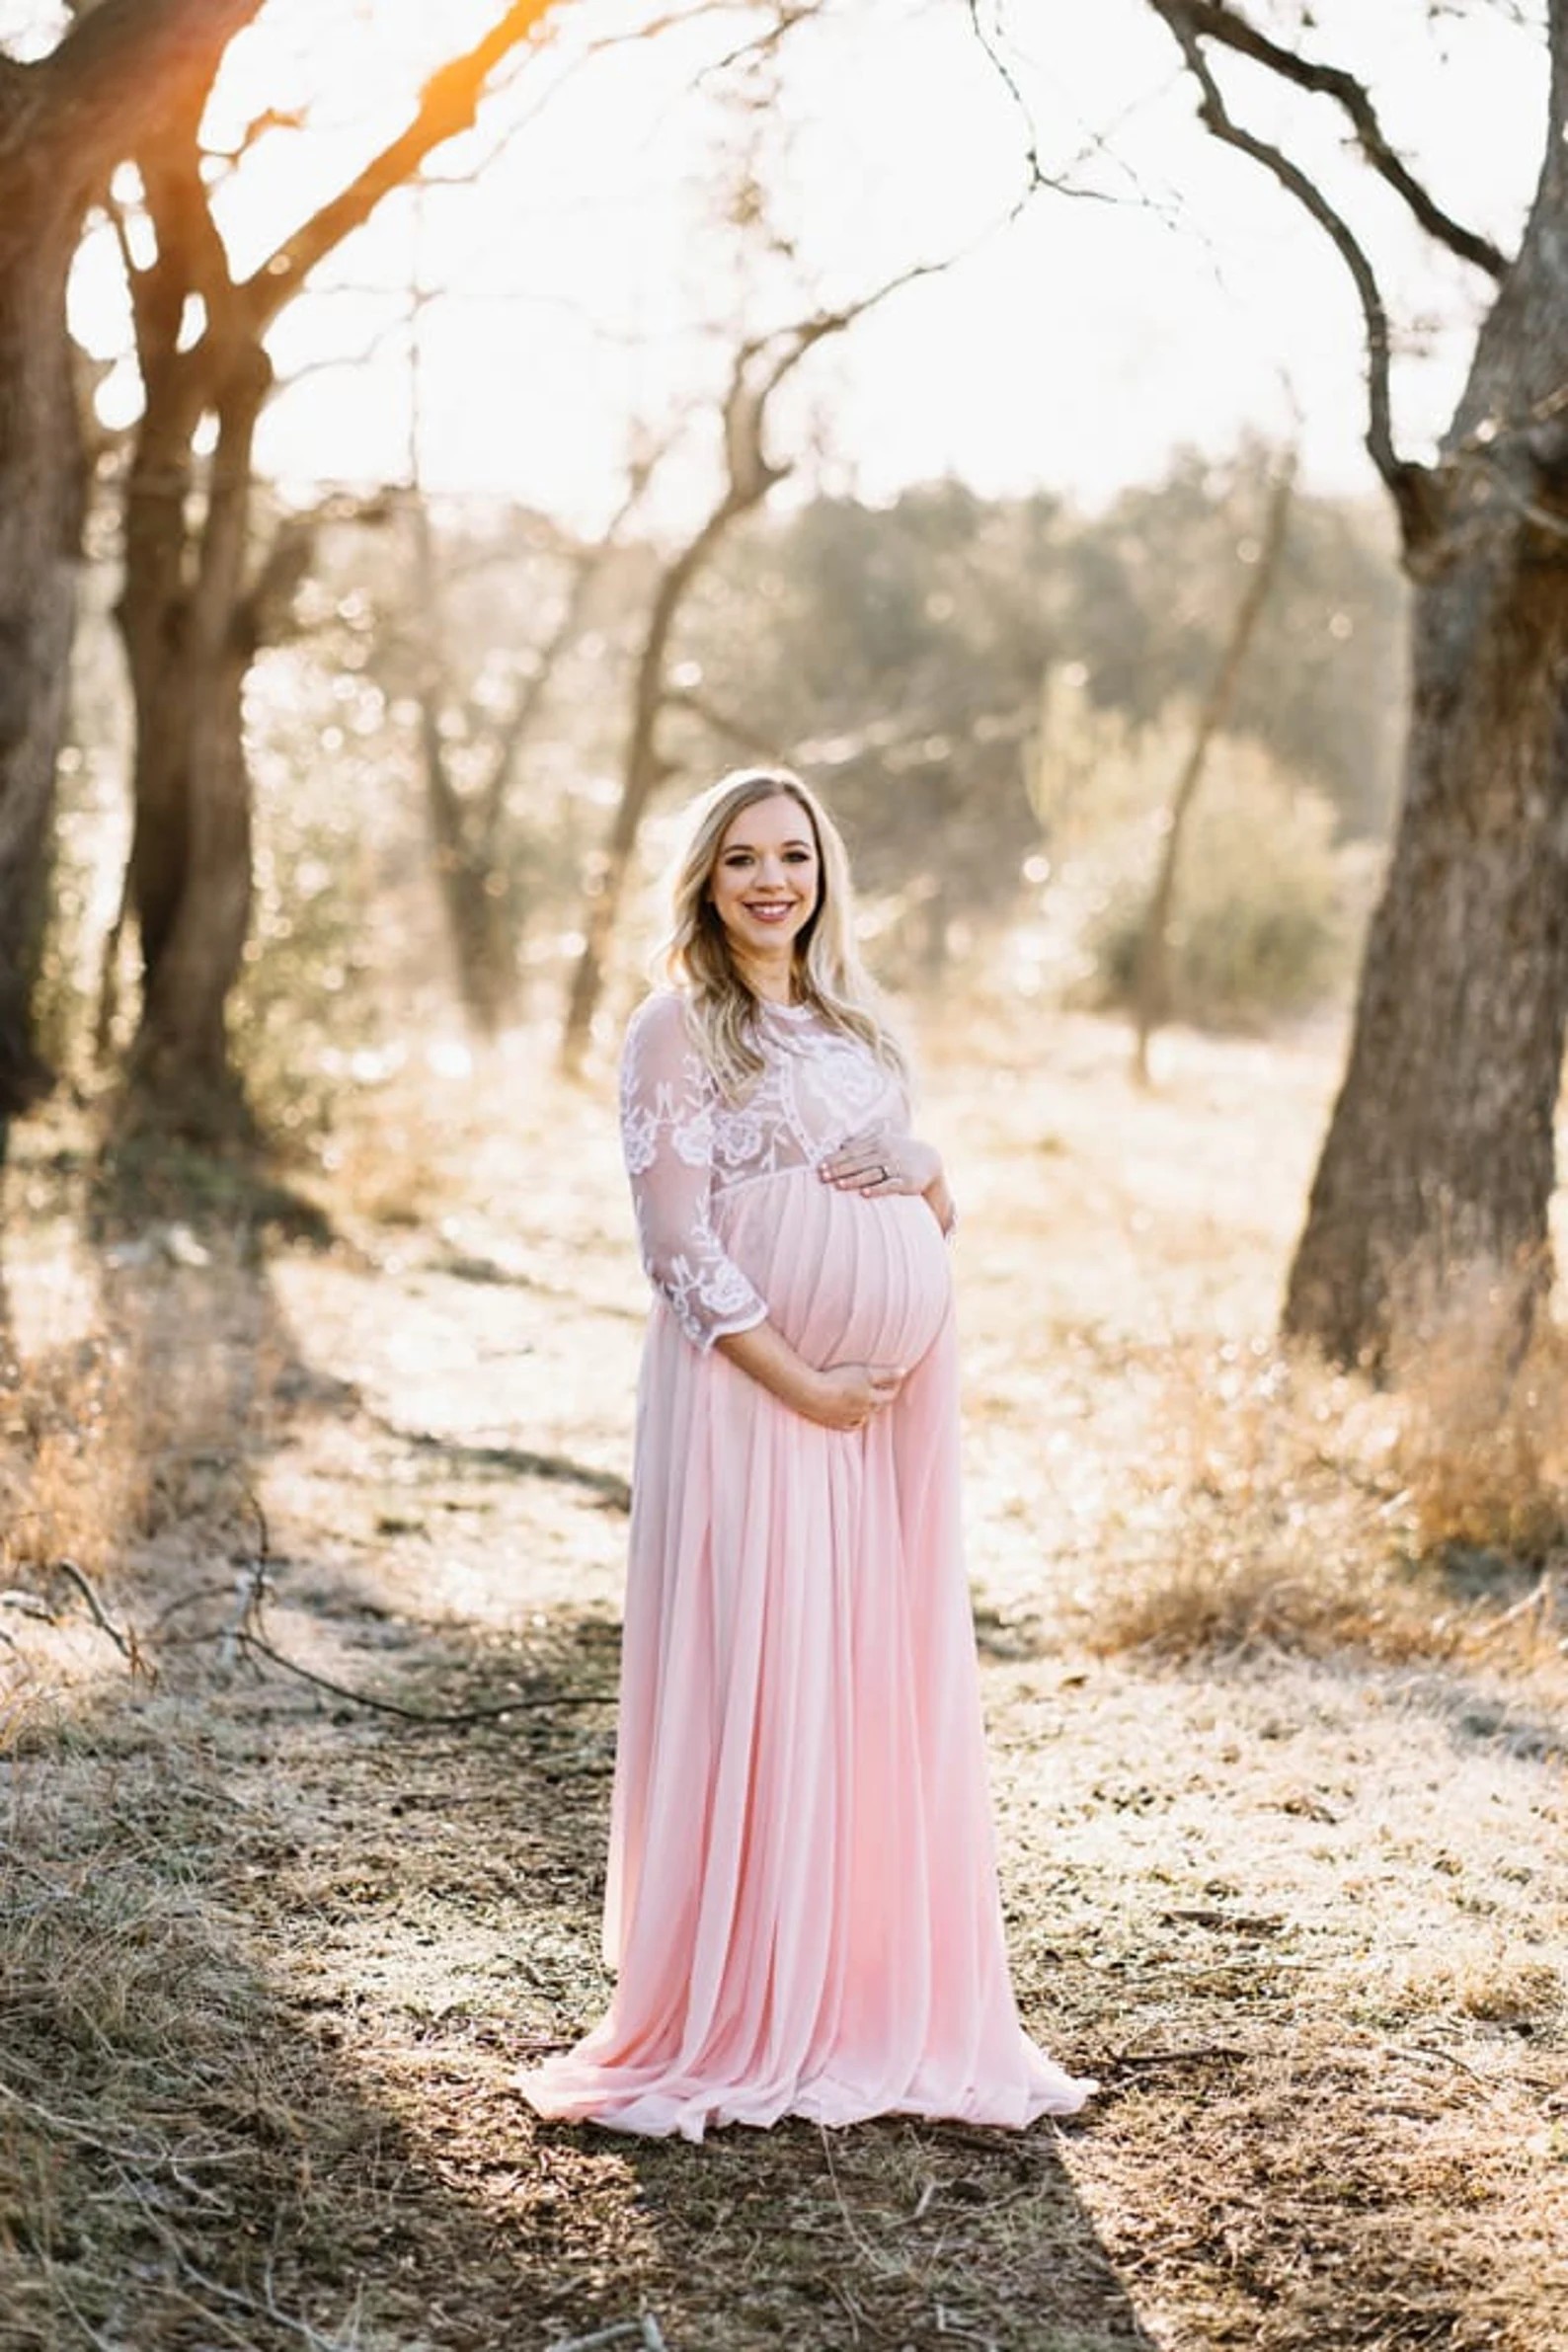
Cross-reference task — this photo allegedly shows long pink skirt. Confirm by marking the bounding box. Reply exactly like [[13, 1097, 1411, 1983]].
[[516, 1168, 1094, 2140]]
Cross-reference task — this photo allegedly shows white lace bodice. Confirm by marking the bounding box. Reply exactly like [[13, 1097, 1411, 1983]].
[[619, 989, 910, 1350]]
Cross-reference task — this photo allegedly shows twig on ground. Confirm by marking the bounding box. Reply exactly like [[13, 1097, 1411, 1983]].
[[113, 2166, 359, 2352], [163, 2257, 354, 2352], [1461, 1573, 1556, 1650], [219, 1553, 272, 1672], [0, 1587, 54, 1621], [185, 1506, 616, 1729], [38, 2264, 123, 2352], [376, 1416, 632, 1511], [819, 2125, 900, 2273], [550, 2318, 668, 2352], [159, 2280, 266, 2352], [1160, 1908, 1286, 1933], [1400, 2042, 1507, 2089], [237, 1473, 272, 1565], [109, 1503, 613, 1727], [827, 2277, 867, 2341], [0, 1842, 74, 1900], [235, 1627, 614, 1727], [0, 2077, 220, 2171], [47, 1557, 144, 1671], [149, 1578, 261, 1631], [1107, 2045, 1252, 2069]]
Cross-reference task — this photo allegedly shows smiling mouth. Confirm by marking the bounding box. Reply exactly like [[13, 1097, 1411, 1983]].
[[745, 902, 797, 921]]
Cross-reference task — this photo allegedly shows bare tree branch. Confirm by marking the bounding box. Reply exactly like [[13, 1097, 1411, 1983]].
[[562, 250, 949, 1064], [965, 0, 1135, 210], [201, 105, 308, 175], [416, 1, 787, 192], [966, 0, 1064, 199], [739, 253, 949, 426], [240, 489, 393, 648], [239, 0, 564, 327], [1175, 1, 1509, 279], [1146, 0, 1408, 503], [476, 457, 658, 855], [271, 312, 410, 397], [139, 103, 242, 330], [664, 682, 793, 765], [616, 0, 814, 86]]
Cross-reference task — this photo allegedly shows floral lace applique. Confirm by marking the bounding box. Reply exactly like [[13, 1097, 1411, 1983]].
[[618, 991, 912, 1348]]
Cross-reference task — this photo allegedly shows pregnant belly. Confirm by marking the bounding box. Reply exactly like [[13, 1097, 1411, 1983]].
[[720, 1170, 952, 1372]]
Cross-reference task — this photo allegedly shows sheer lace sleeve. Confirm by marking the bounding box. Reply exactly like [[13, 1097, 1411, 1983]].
[[619, 993, 768, 1352]]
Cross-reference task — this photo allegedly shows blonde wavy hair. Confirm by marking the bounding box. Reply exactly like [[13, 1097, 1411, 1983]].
[[655, 768, 908, 1097]]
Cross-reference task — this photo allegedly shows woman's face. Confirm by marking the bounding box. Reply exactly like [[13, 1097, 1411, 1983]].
[[708, 792, 822, 964]]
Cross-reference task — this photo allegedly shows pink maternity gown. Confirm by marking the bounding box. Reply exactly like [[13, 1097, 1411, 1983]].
[[517, 990, 1094, 2140]]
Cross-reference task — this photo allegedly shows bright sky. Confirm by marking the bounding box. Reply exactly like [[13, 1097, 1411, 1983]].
[[39, 0, 1546, 529]]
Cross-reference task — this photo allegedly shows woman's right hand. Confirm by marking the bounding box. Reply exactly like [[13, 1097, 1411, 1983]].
[[715, 1322, 905, 1428], [804, 1362, 905, 1430]]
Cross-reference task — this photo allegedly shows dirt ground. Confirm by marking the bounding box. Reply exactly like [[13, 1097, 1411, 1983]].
[[2, 1003, 1566, 2352]]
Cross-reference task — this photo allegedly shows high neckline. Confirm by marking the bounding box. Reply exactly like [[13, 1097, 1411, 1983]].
[[758, 997, 816, 1019]]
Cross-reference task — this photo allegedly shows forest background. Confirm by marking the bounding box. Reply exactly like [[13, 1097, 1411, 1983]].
[[2, 4, 1566, 2350]]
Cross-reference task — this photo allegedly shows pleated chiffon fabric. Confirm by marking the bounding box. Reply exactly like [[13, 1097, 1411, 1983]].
[[516, 994, 1094, 2141]]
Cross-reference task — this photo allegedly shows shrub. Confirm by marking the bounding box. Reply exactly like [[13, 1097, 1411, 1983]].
[[1079, 734, 1360, 1028]]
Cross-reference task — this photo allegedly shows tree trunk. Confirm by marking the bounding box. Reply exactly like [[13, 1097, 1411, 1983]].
[[560, 727, 666, 1073], [0, 2, 268, 1135], [1285, 26, 1568, 1368], [1283, 543, 1568, 1367], [560, 527, 722, 1070], [1132, 455, 1294, 1085], [106, 1, 564, 1123], [121, 354, 269, 1130], [118, 182, 204, 1044], [405, 466, 514, 1039], [417, 698, 515, 1037], [0, 217, 81, 1138]]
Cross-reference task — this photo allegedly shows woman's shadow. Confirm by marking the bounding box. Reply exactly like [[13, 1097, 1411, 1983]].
[[526, 2100, 1157, 2351]]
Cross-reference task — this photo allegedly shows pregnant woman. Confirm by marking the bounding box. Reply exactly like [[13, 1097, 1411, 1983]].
[[517, 768, 1094, 2140]]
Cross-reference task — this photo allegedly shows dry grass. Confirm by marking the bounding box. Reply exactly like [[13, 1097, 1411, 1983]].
[[2, 1007, 1567, 2352], [0, 1337, 151, 1585], [1393, 1272, 1568, 1562], [1073, 1334, 1568, 1679], [0, 1136, 307, 1769]]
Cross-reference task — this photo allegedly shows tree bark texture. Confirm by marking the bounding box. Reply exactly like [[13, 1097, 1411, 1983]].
[[117, 87, 273, 1126], [1284, 527, 1568, 1366], [1284, 11, 1568, 1366], [123, 361, 269, 1118], [0, 220, 79, 1129], [0, 0, 265, 1126]]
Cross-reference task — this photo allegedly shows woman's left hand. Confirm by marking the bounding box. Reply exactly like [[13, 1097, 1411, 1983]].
[[821, 1126, 941, 1199]]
